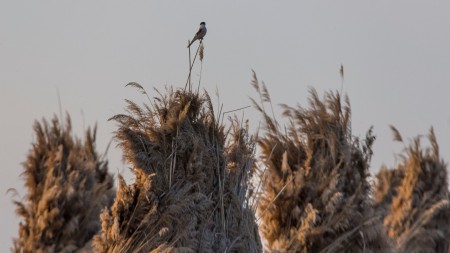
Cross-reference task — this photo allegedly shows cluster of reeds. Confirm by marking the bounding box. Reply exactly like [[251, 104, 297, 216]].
[[12, 116, 115, 253], [374, 127, 450, 253], [252, 72, 390, 252], [92, 84, 261, 252], [12, 72, 450, 253]]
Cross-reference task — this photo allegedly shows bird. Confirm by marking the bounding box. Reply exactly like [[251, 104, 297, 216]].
[[187, 22, 207, 48]]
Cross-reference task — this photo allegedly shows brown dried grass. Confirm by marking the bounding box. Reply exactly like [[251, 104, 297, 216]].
[[93, 86, 261, 252], [12, 74, 450, 253], [12, 116, 115, 253], [376, 127, 450, 253], [252, 72, 390, 253]]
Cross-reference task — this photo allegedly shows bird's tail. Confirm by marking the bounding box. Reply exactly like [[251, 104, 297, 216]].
[[187, 38, 196, 48]]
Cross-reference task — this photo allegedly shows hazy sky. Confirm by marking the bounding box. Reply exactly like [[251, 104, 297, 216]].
[[1, 1, 450, 249]]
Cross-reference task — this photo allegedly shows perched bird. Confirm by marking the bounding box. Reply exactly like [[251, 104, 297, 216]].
[[187, 22, 207, 48]]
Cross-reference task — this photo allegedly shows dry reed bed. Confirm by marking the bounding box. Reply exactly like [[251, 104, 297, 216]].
[[12, 77, 450, 253], [251, 72, 390, 252], [374, 127, 450, 253], [93, 85, 261, 252], [13, 116, 115, 253]]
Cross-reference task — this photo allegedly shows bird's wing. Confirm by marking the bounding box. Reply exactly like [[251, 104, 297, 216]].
[[195, 28, 202, 36]]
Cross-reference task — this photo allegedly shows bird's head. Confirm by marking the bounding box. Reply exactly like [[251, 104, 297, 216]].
[[200, 22, 206, 26]]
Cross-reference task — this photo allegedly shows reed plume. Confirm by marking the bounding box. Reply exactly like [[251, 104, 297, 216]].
[[93, 85, 261, 252], [252, 71, 390, 252], [12, 116, 115, 253], [376, 127, 450, 253]]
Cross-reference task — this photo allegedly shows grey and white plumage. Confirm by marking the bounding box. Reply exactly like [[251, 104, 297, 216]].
[[187, 22, 207, 48]]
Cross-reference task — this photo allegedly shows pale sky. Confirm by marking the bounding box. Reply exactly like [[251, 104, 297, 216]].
[[1, 1, 450, 249]]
